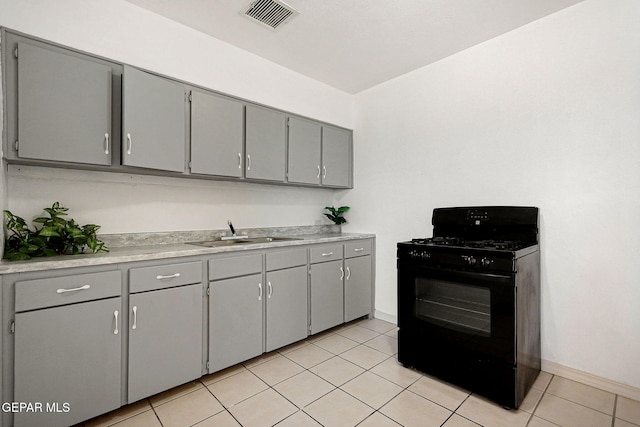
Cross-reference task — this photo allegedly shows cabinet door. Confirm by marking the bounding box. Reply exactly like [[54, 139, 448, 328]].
[[17, 42, 112, 165], [322, 126, 352, 187], [287, 117, 321, 185], [344, 255, 373, 322], [266, 266, 308, 352], [245, 105, 286, 181], [128, 284, 203, 402], [14, 298, 121, 427], [191, 91, 244, 177], [122, 65, 186, 172], [310, 260, 344, 335], [209, 274, 263, 372]]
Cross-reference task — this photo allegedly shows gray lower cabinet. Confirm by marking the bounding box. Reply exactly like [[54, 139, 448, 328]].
[[265, 248, 308, 352], [287, 117, 322, 185], [128, 261, 203, 402], [122, 65, 186, 173], [190, 90, 244, 177], [15, 42, 113, 166], [309, 243, 344, 335], [344, 255, 373, 322], [12, 271, 122, 427], [322, 125, 352, 188], [128, 284, 203, 402], [245, 105, 286, 181], [209, 253, 263, 372]]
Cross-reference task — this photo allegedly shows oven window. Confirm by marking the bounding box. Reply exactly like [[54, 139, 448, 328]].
[[414, 278, 491, 336]]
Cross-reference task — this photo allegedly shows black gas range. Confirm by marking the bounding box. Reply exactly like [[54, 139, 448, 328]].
[[397, 206, 541, 409]]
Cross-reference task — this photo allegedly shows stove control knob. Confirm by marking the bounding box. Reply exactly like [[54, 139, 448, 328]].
[[462, 255, 477, 266], [421, 251, 431, 259], [481, 257, 493, 267]]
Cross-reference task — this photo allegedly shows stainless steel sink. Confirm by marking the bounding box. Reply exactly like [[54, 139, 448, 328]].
[[187, 236, 302, 248]]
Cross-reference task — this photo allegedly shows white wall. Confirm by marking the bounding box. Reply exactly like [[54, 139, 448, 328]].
[[343, 0, 640, 389], [2, 0, 639, 393], [0, 0, 353, 233]]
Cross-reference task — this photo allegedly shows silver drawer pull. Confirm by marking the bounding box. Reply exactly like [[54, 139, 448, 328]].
[[126, 133, 132, 155], [316, 165, 321, 179], [258, 283, 262, 301], [56, 284, 90, 294], [104, 133, 110, 155], [247, 154, 252, 171], [132, 306, 138, 330], [267, 281, 273, 299], [322, 252, 334, 257], [354, 248, 364, 252], [238, 153, 242, 169], [346, 266, 351, 280], [113, 310, 119, 335], [156, 273, 180, 280], [340, 267, 344, 280]]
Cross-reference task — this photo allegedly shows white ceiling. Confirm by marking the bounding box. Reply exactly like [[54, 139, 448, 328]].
[[125, 0, 585, 94]]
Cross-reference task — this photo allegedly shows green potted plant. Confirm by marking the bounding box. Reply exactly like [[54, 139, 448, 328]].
[[3, 202, 108, 260], [324, 206, 350, 225]]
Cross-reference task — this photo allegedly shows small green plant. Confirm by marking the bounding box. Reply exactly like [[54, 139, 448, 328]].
[[3, 202, 108, 260], [324, 206, 350, 225]]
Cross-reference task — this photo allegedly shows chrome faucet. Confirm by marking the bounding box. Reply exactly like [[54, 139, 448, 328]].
[[221, 220, 248, 240]]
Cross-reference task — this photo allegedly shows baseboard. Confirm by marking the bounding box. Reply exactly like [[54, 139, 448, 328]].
[[542, 359, 640, 401], [374, 310, 397, 325]]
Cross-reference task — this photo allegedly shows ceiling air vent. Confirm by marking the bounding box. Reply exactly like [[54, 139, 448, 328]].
[[241, 0, 299, 31]]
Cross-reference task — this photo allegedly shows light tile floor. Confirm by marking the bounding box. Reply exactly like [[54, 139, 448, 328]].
[[80, 318, 640, 427]]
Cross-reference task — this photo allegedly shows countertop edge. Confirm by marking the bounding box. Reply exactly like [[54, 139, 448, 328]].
[[0, 233, 376, 275]]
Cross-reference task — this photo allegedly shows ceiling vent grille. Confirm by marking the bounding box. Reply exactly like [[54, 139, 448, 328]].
[[241, 0, 299, 31]]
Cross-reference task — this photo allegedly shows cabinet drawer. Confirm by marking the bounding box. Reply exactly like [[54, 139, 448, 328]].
[[345, 240, 372, 258], [310, 244, 343, 264], [266, 248, 307, 271], [209, 253, 262, 281], [15, 270, 121, 312], [130, 261, 202, 293]]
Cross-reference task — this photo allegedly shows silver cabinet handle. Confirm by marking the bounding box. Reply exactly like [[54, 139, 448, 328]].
[[56, 284, 90, 294], [323, 166, 327, 179], [354, 248, 364, 252], [267, 281, 273, 299], [316, 165, 321, 179], [238, 153, 242, 169], [126, 133, 132, 155], [156, 273, 180, 280], [104, 133, 110, 155], [258, 283, 262, 301], [113, 310, 119, 335], [322, 252, 334, 257], [132, 306, 137, 330], [340, 267, 344, 280], [346, 266, 351, 280], [247, 154, 252, 171]]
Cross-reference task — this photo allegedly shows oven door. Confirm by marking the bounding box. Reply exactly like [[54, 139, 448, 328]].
[[398, 261, 515, 364]]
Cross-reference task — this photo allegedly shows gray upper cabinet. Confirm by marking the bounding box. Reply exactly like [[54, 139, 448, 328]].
[[287, 117, 322, 185], [122, 65, 186, 173], [16, 42, 112, 166], [322, 126, 352, 188], [190, 90, 244, 177], [245, 105, 286, 181]]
